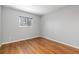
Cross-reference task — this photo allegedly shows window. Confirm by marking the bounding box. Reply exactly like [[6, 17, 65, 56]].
[[19, 16, 32, 27]]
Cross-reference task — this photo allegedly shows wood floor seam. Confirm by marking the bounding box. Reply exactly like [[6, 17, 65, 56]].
[[0, 37, 79, 54]]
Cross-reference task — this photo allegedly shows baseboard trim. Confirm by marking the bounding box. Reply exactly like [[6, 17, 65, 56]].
[[42, 36, 79, 49], [1, 36, 40, 45], [1, 36, 79, 49]]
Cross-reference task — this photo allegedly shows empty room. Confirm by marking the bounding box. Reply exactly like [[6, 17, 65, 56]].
[[0, 5, 79, 54]]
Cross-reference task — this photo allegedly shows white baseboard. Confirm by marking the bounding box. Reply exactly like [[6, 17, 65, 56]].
[[1, 36, 40, 45], [1, 36, 79, 49], [42, 36, 79, 49]]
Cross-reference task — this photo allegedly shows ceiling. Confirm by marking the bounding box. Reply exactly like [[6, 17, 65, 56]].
[[3, 5, 65, 15]]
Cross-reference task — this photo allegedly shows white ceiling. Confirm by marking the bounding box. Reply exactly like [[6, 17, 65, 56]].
[[3, 5, 65, 15]]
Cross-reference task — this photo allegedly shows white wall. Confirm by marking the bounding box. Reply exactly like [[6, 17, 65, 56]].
[[0, 6, 2, 44], [2, 6, 79, 48], [41, 6, 79, 47], [2, 7, 41, 43]]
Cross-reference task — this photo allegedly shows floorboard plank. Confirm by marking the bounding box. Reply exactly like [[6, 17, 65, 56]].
[[0, 37, 79, 54]]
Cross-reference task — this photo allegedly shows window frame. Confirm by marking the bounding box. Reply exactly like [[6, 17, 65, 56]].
[[18, 16, 32, 27]]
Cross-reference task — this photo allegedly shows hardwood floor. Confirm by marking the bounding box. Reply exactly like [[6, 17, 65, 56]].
[[0, 37, 79, 54]]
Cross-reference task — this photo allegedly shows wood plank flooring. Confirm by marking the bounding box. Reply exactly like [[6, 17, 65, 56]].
[[0, 37, 79, 54]]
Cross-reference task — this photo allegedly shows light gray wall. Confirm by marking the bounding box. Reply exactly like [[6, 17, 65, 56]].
[[41, 6, 79, 47], [2, 7, 41, 43], [2, 6, 79, 48], [0, 6, 2, 44]]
